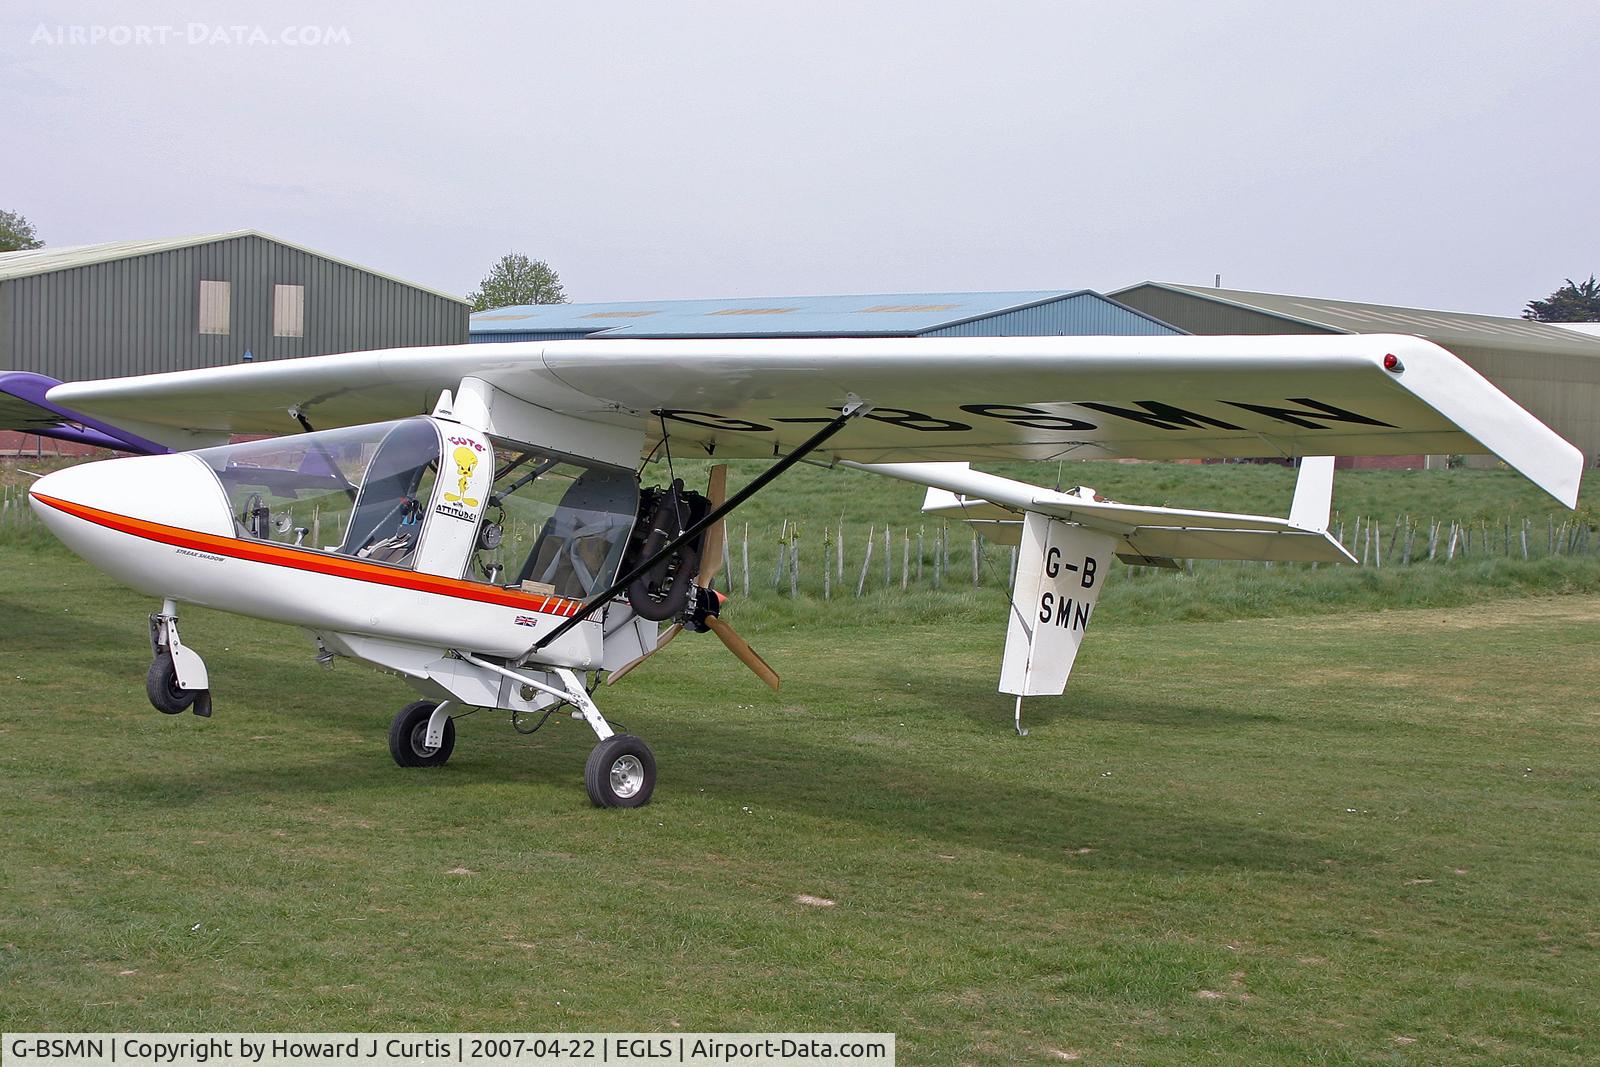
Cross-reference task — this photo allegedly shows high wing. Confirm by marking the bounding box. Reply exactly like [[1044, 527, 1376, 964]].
[[45, 334, 1583, 505]]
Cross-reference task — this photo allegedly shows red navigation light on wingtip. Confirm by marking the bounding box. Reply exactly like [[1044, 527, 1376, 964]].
[[1383, 353, 1403, 373]]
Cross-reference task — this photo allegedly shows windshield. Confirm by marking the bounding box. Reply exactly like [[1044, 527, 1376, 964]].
[[470, 443, 639, 600], [193, 418, 440, 568]]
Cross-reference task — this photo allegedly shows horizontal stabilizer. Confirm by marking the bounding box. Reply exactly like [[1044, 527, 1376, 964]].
[[854, 461, 1358, 564]]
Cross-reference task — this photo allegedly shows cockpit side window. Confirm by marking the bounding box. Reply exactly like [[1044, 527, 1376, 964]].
[[469, 444, 640, 600]]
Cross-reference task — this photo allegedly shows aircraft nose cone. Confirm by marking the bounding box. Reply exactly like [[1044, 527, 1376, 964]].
[[27, 463, 101, 523], [28, 453, 236, 559], [28, 465, 82, 510]]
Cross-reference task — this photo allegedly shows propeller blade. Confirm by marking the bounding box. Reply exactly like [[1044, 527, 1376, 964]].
[[698, 464, 728, 586], [705, 616, 780, 691], [604, 624, 682, 685]]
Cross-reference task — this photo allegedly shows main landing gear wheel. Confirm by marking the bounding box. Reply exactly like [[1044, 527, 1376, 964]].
[[388, 699, 455, 768], [584, 734, 656, 808], [146, 653, 202, 715]]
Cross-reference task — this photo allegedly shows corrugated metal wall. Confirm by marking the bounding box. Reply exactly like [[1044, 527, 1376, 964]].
[[1111, 285, 1332, 336], [0, 234, 468, 380], [1448, 344, 1600, 466], [469, 330, 594, 343], [925, 292, 1182, 337]]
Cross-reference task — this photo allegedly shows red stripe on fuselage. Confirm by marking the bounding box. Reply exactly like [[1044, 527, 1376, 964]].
[[29, 492, 585, 617]]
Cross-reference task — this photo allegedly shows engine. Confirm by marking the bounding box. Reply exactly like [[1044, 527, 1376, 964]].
[[620, 478, 712, 621]]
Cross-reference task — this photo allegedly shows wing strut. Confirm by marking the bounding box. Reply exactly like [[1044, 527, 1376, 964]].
[[531, 398, 870, 652]]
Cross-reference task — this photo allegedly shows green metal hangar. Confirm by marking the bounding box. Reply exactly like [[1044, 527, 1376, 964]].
[[1, 231, 468, 454], [469, 290, 1178, 343], [0, 231, 468, 381], [1112, 282, 1600, 468]]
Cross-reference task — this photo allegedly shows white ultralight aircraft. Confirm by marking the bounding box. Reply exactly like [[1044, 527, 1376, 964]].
[[14, 335, 1583, 807]]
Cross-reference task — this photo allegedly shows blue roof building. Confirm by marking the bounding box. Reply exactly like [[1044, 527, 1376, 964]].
[[470, 290, 1181, 342]]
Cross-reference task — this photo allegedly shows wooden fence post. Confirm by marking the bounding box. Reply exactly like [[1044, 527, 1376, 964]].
[[901, 530, 909, 590], [772, 520, 788, 587], [856, 525, 875, 597], [822, 526, 831, 601]]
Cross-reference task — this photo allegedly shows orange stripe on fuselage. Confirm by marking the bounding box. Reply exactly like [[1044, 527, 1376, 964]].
[[29, 492, 584, 617]]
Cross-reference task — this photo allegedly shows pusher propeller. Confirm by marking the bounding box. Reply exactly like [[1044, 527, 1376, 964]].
[[697, 463, 727, 584], [704, 614, 780, 691], [605, 622, 681, 685]]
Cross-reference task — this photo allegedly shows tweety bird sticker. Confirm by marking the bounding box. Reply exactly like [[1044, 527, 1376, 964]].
[[443, 446, 480, 507]]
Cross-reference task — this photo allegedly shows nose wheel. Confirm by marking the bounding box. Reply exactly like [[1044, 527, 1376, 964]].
[[147, 601, 212, 717], [146, 653, 212, 717], [388, 699, 456, 768]]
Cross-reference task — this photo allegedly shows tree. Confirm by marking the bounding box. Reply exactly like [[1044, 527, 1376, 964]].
[[0, 209, 43, 252], [468, 252, 566, 311], [1523, 275, 1600, 322]]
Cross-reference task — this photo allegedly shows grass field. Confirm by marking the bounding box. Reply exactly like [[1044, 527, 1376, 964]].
[[3, 462, 1599, 1063]]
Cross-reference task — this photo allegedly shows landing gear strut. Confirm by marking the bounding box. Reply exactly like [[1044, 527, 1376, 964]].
[[446, 652, 659, 808], [546, 665, 658, 808], [147, 599, 212, 718]]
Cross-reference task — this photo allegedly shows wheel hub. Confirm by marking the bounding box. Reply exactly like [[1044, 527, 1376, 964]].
[[609, 754, 644, 798], [410, 721, 440, 757]]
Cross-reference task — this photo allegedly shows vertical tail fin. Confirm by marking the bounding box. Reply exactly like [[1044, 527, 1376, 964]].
[[1289, 456, 1335, 532], [1001, 513, 1117, 700]]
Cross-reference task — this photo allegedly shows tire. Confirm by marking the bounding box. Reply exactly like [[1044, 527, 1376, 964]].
[[388, 699, 455, 768], [146, 653, 198, 715], [584, 734, 656, 808]]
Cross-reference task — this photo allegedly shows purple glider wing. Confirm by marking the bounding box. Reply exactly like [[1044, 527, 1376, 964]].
[[0, 371, 170, 455]]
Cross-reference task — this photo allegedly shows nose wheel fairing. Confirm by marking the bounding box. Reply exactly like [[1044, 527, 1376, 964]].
[[147, 600, 213, 717]]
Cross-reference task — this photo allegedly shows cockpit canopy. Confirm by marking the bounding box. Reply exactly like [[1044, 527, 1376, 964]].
[[194, 418, 439, 566], [191, 417, 640, 600]]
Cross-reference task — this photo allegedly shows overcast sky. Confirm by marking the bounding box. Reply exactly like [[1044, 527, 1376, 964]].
[[4, 0, 1596, 315]]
